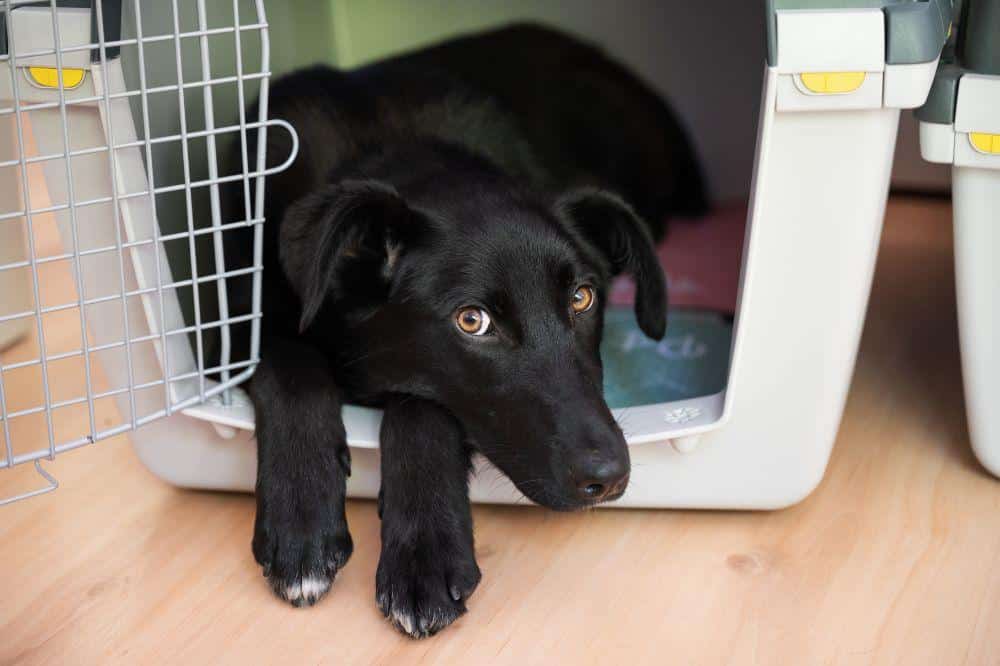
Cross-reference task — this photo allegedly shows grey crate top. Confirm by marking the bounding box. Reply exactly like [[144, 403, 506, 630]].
[[766, 0, 955, 66], [916, 0, 999, 124]]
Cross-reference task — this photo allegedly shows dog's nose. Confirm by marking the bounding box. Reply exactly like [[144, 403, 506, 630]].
[[575, 458, 629, 502]]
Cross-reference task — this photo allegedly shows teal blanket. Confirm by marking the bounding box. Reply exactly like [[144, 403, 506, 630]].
[[601, 307, 733, 409]]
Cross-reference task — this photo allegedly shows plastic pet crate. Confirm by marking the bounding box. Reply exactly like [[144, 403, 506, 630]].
[[917, 0, 1000, 477], [0, 0, 953, 508]]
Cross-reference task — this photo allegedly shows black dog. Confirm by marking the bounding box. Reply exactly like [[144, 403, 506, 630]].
[[224, 23, 705, 637]]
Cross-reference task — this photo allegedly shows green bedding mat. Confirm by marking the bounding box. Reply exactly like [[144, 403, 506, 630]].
[[601, 307, 733, 409]]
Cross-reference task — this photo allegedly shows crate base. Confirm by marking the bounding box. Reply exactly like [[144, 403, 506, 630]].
[[133, 67, 903, 511]]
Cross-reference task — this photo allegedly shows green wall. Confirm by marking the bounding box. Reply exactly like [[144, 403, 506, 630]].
[[265, 0, 595, 69], [263, 1, 337, 74], [325, 0, 586, 67]]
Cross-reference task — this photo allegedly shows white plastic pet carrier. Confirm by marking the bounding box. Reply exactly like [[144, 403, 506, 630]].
[[916, 0, 1000, 478], [0, 0, 964, 508]]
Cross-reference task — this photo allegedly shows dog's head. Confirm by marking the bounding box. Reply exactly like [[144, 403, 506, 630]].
[[280, 172, 666, 510]]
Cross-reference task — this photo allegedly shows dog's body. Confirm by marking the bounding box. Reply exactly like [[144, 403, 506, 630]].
[[224, 24, 705, 637]]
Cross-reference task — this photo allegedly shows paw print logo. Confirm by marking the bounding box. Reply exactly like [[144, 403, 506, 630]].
[[664, 406, 701, 424]]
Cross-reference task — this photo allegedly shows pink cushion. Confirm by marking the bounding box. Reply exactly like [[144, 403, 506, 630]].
[[609, 202, 747, 314]]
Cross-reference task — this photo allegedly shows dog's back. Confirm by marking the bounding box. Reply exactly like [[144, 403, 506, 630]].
[[252, 59, 548, 225], [251, 23, 705, 232], [384, 23, 708, 225]]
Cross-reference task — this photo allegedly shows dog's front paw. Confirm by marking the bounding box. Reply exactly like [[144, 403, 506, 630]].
[[375, 533, 481, 638], [252, 500, 353, 607]]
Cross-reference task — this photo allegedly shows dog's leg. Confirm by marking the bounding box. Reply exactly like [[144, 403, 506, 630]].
[[249, 336, 353, 607], [376, 397, 481, 638]]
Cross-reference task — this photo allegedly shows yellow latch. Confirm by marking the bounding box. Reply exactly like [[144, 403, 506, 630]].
[[969, 133, 1000, 155], [25, 66, 86, 90], [799, 71, 867, 94]]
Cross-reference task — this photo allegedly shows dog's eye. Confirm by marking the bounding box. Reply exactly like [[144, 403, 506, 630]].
[[571, 285, 596, 314], [456, 307, 493, 336]]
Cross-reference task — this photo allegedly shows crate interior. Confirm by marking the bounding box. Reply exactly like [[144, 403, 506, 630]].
[[117, 0, 761, 416]]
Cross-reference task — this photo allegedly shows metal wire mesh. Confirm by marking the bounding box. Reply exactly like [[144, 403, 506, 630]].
[[0, 0, 297, 504]]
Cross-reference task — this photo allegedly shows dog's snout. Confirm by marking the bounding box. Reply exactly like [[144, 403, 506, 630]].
[[574, 457, 629, 502]]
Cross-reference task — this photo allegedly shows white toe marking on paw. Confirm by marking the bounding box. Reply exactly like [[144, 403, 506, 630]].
[[392, 609, 416, 636], [283, 580, 302, 601], [300, 575, 330, 599], [284, 575, 330, 602]]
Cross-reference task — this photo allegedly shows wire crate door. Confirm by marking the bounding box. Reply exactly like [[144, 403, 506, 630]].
[[0, 0, 297, 504]]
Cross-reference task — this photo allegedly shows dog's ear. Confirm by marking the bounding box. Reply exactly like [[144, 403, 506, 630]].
[[280, 180, 427, 332], [556, 188, 667, 340]]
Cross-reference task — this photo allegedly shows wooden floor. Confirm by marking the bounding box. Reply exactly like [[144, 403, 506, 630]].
[[2, 197, 998, 665]]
